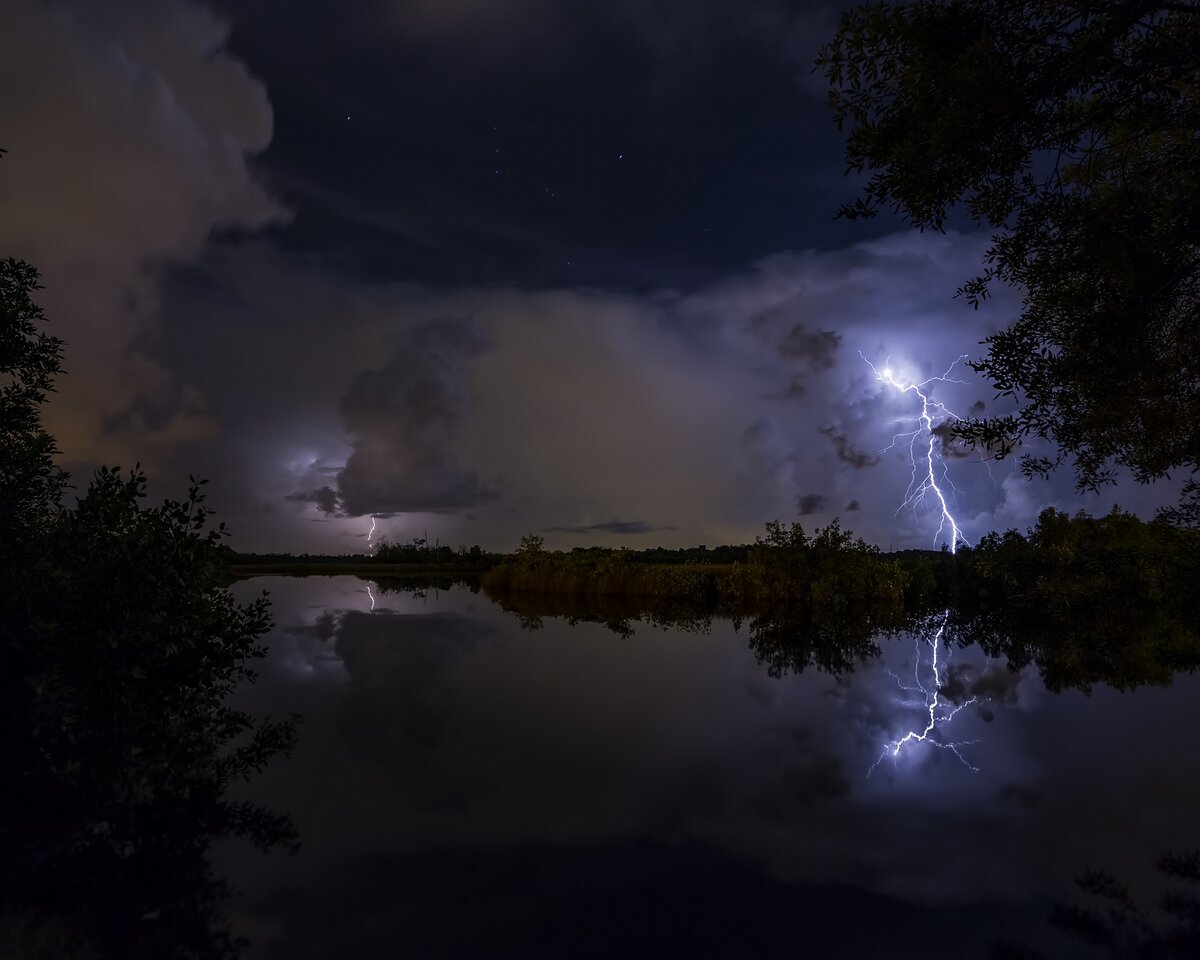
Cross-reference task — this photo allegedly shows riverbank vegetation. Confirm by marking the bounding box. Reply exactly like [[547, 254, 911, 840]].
[[2, 258, 297, 957], [227, 537, 503, 578], [480, 508, 1200, 692]]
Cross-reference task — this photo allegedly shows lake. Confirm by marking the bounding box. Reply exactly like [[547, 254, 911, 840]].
[[217, 576, 1200, 959]]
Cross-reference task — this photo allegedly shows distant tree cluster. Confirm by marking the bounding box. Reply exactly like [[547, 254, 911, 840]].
[[371, 536, 498, 568], [483, 534, 728, 603]]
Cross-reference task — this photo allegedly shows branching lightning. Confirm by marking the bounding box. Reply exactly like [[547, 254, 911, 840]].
[[860, 352, 983, 773], [861, 352, 971, 554], [868, 611, 979, 776]]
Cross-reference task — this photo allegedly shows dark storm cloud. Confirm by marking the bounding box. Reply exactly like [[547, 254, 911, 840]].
[[546, 520, 676, 535], [334, 317, 497, 517], [931, 421, 974, 460], [797, 494, 827, 516], [819, 426, 881, 470], [287, 484, 341, 516], [765, 376, 808, 401], [777, 323, 842, 371], [940, 661, 1025, 708]]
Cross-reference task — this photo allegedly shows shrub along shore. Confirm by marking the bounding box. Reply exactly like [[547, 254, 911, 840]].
[[236, 511, 1200, 694]]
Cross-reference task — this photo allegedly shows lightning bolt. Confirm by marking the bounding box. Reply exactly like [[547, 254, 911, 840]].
[[366, 515, 377, 554], [861, 352, 970, 554], [868, 610, 979, 776], [858, 353, 984, 773]]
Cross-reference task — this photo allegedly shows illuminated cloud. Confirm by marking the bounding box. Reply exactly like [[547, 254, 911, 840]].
[[0, 0, 285, 469], [164, 231, 1062, 552], [335, 317, 497, 517]]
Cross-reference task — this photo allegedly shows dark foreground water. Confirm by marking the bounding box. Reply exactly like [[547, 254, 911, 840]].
[[217, 577, 1200, 959]]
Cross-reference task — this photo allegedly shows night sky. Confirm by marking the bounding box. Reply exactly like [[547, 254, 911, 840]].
[[0, 0, 1179, 552]]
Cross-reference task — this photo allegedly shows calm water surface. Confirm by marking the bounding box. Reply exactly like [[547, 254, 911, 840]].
[[219, 577, 1200, 958]]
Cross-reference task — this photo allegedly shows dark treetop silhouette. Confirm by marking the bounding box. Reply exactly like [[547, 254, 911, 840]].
[[819, 1, 1200, 508], [1, 253, 298, 958]]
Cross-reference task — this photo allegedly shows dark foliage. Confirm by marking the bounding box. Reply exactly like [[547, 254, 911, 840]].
[[735, 520, 908, 677], [0, 256, 297, 958], [819, 2, 1200, 494], [0, 256, 67, 560], [483, 520, 910, 678], [949, 507, 1200, 691], [370, 536, 500, 568]]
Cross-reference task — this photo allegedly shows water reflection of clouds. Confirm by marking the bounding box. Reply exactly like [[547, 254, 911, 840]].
[[247, 577, 482, 686], [226, 580, 1200, 957], [246, 584, 1039, 858]]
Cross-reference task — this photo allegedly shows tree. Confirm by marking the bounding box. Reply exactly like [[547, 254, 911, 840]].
[[818, 1, 1200, 495], [0, 256, 67, 555], [949, 506, 1200, 691], [0, 253, 298, 958], [739, 520, 908, 676]]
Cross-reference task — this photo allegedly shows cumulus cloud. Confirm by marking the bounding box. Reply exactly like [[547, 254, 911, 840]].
[[0, 0, 285, 468], [776, 323, 842, 371], [819, 425, 881, 469], [335, 318, 497, 517], [287, 484, 341, 516], [163, 229, 1149, 553]]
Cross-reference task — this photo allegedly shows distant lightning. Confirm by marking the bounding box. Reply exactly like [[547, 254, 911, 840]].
[[366, 515, 377, 554], [868, 611, 979, 775], [861, 352, 971, 553]]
